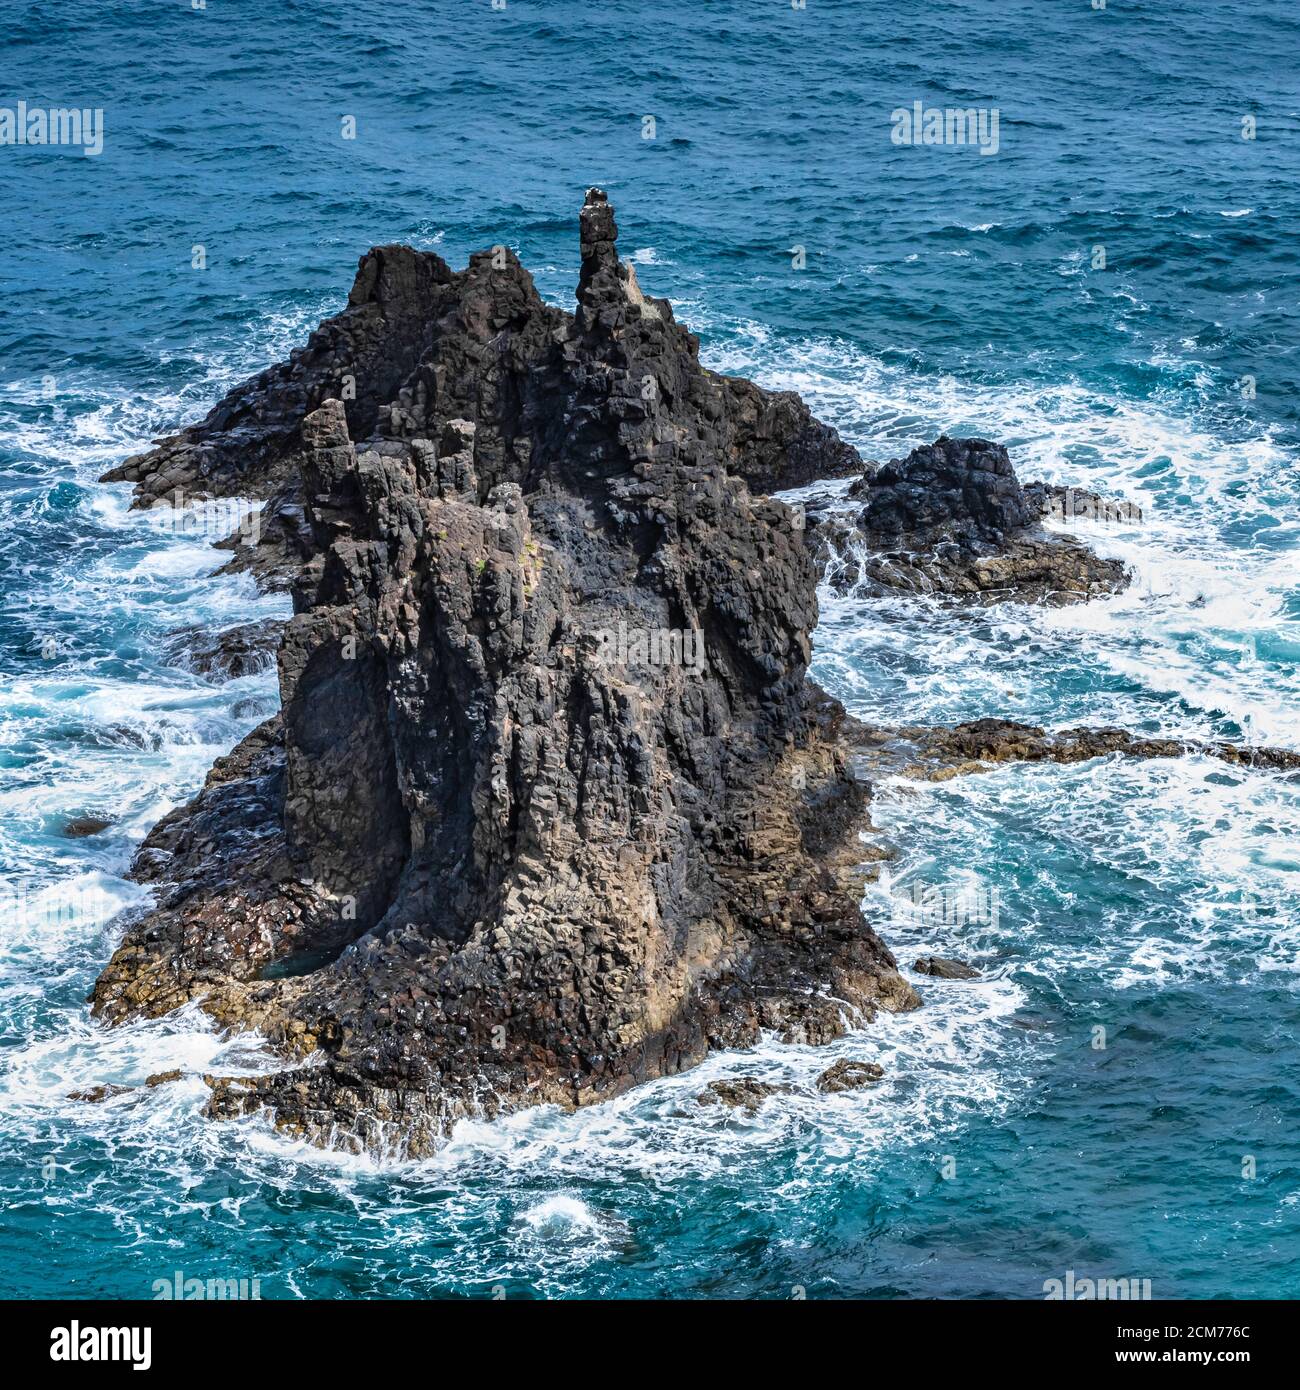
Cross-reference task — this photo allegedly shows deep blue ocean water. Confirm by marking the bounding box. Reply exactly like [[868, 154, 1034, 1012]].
[[2, 0, 1298, 1298]]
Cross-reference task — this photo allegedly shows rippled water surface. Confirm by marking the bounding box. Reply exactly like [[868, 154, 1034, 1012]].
[[2, 0, 1298, 1298]]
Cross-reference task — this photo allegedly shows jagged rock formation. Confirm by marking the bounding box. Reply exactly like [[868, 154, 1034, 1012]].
[[91, 191, 916, 1156], [103, 196, 861, 592], [813, 436, 1131, 604], [848, 435, 1037, 533], [101, 245, 452, 507], [816, 1059, 884, 1091]]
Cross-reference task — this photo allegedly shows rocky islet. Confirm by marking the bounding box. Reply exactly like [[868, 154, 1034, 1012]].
[[89, 191, 1294, 1157]]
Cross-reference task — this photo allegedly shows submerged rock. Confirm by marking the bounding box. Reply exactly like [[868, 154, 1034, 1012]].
[[67, 1083, 131, 1103], [144, 1069, 184, 1087], [162, 619, 284, 681], [66, 1070, 185, 1105], [92, 191, 917, 1157], [63, 816, 112, 838], [841, 715, 1300, 786], [816, 1059, 884, 1092], [905, 718, 1300, 775], [913, 956, 981, 980], [697, 1077, 791, 1112], [816, 436, 1131, 605]]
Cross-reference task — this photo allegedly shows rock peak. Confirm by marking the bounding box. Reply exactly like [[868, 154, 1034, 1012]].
[[576, 186, 622, 327]]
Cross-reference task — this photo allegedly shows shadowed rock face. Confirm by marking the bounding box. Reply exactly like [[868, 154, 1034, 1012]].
[[91, 190, 915, 1156], [816, 436, 1131, 605]]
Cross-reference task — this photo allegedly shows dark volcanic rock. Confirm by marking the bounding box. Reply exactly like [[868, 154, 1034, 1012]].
[[63, 816, 112, 838], [913, 955, 980, 980], [819, 436, 1130, 605], [163, 620, 284, 681], [911, 718, 1300, 774], [100, 245, 452, 509], [103, 190, 858, 590], [211, 484, 314, 594], [848, 435, 1036, 536], [719, 378, 863, 494], [816, 1058, 884, 1092], [91, 191, 917, 1157], [843, 716, 1300, 784]]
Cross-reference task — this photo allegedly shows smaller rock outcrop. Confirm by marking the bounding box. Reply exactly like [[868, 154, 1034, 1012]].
[[913, 956, 981, 980], [907, 718, 1300, 775], [162, 620, 284, 681], [814, 436, 1131, 605], [1022, 481, 1143, 528], [816, 1059, 884, 1092], [697, 1078, 791, 1112], [848, 435, 1036, 534], [843, 716, 1300, 785], [63, 816, 112, 838]]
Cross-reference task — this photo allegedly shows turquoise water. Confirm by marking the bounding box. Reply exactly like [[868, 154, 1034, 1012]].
[[2, 0, 1298, 1298]]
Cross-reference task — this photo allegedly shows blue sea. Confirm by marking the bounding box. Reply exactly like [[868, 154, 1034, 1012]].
[[2, 0, 1299, 1299]]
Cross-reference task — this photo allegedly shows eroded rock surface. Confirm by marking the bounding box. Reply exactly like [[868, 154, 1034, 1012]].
[[816, 1058, 884, 1092], [92, 191, 915, 1156], [814, 436, 1131, 605]]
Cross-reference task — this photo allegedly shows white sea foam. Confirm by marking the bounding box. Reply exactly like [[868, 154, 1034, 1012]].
[[869, 756, 1300, 992], [0, 317, 306, 1149]]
